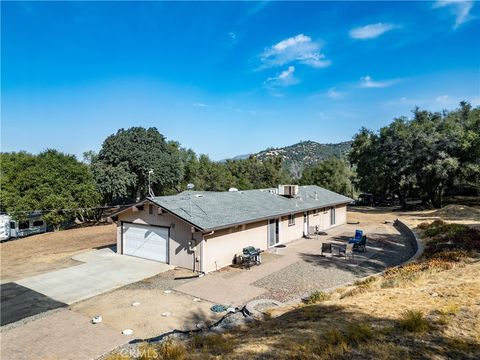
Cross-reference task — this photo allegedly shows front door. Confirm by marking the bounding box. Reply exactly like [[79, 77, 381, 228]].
[[268, 219, 279, 247]]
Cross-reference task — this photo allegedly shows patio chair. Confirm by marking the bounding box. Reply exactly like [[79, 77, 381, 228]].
[[321, 242, 332, 255], [349, 230, 363, 243], [353, 235, 367, 252], [339, 243, 354, 260]]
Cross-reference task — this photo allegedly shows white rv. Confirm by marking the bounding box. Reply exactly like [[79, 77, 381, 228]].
[[0, 214, 12, 241], [0, 212, 47, 241]]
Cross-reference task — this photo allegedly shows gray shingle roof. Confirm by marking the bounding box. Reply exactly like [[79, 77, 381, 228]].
[[149, 185, 352, 231]]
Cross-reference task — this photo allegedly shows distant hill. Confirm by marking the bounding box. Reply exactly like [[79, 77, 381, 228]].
[[224, 140, 353, 178]]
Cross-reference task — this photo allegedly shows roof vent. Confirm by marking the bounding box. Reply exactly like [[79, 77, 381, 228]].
[[228, 187, 239, 192], [194, 194, 204, 198], [278, 185, 299, 198]]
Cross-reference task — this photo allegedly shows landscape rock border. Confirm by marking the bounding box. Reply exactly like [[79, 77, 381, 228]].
[[393, 218, 424, 263], [244, 299, 283, 318]]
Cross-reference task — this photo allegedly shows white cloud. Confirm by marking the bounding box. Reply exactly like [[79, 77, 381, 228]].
[[435, 94, 454, 105], [434, 1, 475, 28], [360, 75, 397, 88], [228, 32, 236, 40], [260, 34, 331, 69], [327, 87, 344, 99], [349, 23, 397, 39], [193, 102, 208, 107], [265, 66, 298, 87]]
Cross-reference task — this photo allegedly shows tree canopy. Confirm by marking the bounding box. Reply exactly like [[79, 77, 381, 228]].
[[349, 102, 480, 208], [300, 157, 355, 197], [0, 150, 100, 228], [88, 127, 183, 203]]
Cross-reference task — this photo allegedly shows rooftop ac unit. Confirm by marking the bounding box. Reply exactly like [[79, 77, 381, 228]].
[[278, 185, 298, 198]]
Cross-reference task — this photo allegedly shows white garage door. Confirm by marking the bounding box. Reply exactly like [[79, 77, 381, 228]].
[[122, 223, 168, 263]]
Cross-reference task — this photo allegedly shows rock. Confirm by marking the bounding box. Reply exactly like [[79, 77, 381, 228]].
[[431, 292, 439, 297], [226, 307, 236, 313], [91, 315, 102, 324], [164, 290, 172, 294], [162, 312, 171, 317], [131, 302, 140, 307], [196, 322, 206, 329], [122, 329, 133, 335], [193, 298, 201, 302]]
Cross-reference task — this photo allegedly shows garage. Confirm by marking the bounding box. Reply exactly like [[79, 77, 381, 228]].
[[122, 223, 168, 263]]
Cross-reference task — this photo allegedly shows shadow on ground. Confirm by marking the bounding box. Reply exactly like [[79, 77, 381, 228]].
[[0, 282, 67, 326], [299, 232, 415, 276]]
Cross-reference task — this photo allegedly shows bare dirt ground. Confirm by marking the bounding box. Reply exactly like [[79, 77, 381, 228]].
[[72, 267, 223, 339], [348, 201, 480, 230], [0, 224, 116, 283]]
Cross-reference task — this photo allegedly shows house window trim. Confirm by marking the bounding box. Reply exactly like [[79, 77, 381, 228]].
[[288, 214, 295, 226]]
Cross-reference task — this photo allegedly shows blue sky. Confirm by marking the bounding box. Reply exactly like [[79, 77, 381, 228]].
[[2, 1, 479, 160]]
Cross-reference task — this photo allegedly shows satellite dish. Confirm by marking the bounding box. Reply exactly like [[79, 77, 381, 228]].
[[187, 183, 195, 190]]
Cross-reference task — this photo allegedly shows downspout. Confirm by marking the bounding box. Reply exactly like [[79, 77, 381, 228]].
[[200, 230, 215, 275]]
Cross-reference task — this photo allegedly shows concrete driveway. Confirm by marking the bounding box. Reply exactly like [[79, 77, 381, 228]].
[[0, 283, 67, 326], [16, 248, 172, 304]]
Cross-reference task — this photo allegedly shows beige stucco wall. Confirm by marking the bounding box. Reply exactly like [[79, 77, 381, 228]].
[[115, 201, 349, 273], [116, 204, 201, 271], [280, 212, 304, 243], [335, 204, 347, 226], [203, 220, 268, 273]]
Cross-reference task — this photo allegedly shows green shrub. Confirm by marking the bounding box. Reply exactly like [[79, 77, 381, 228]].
[[345, 322, 373, 343], [324, 328, 345, 345], [303, 290, 331, 304], [398, 310, 430, 333]]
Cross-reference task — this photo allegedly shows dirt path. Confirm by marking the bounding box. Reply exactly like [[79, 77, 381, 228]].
[[0, 224, 116, 283]]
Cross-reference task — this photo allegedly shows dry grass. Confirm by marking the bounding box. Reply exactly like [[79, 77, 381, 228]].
[[0, 224, 116, 282]]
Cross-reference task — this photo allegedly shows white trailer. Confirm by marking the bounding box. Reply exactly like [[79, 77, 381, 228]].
[[0, 214, 12, 241]]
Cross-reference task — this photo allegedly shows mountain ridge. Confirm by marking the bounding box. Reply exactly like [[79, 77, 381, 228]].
[[222, 140, 353, 178]]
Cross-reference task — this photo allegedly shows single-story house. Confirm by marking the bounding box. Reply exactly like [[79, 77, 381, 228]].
[[110, 185, 352, 273]]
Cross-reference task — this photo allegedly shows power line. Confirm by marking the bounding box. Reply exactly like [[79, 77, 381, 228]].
[[1, 203, 137, 215]]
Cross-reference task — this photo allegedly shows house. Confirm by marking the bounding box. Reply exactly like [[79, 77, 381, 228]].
[[110, 185, 352, 273]]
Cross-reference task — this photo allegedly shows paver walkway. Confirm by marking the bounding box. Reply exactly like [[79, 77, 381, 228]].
[[0, 309, 131, 360], [175, 222, 410, 306]]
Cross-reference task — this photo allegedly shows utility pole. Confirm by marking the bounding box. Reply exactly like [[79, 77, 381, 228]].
[[148, 169, 155, 198]]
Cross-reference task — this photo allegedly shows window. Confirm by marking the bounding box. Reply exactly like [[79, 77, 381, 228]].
[[149, 204, 153, 215], [32, 220, 44, 227], [330, 207, 336, 225], [19, 221, 29, 230], [288, 214, 295, 226]]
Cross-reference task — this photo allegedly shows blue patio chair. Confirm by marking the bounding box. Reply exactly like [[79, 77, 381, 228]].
[[353, 235, 367, 252], [349, 230, 363, 244]]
